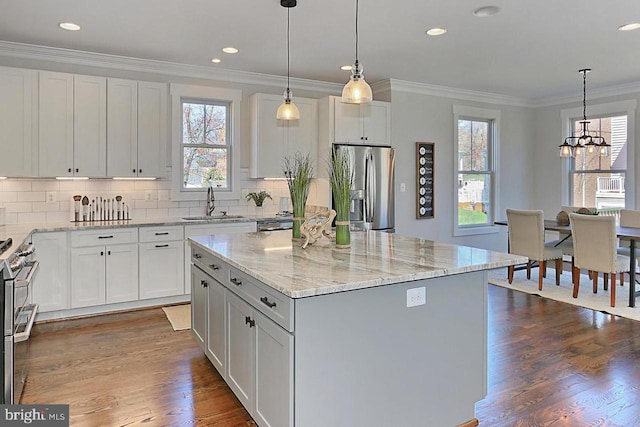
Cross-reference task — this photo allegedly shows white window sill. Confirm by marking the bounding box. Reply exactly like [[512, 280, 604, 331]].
[[453, 225, 500, 237]]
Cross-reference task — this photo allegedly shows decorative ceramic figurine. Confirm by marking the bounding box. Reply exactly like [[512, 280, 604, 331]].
[[300, 209, 336, 249]]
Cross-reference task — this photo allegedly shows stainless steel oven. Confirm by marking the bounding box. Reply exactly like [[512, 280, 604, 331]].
[[1, 243, 39, 404]]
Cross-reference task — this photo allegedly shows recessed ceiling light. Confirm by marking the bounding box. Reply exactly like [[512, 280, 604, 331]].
[[426, 28, 447, 36], [340, 65, 352, 71], [222, 47, 238, 54], [473, 6, 501, 17], [618, 22, 640, 31], [59, 22, 81, 31], [211, 58, 221, 63]]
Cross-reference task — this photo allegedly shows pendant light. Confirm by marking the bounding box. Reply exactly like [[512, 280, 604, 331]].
[[559, 69, 610, 158], [276, 0, 300, 120], [341, 0, 373, 104]]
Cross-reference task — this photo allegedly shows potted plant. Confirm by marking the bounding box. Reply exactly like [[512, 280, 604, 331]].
[[283, 152, 314, 240], [329, 147, 352, 248], [245, 191, 272, 207]]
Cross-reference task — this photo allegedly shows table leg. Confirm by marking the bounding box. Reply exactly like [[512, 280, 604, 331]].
[[629, 239, 636, 308]]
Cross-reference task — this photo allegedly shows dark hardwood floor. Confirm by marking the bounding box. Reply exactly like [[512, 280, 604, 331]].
[[21, 286, 640, 426]]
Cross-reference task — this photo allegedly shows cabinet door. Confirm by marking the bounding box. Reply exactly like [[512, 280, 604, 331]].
[[285, 97, 318, 163], [31, 232, 69, 312], [333, 98, 362, 143], [226, 291, 255, 411], [106, 243, 139, 303], [0, 67, 33, 177], [139, 241, 184, 299], [250, 94, 286, 178], [107, 78, 138, 177], [254, 310, 294, 427], [206, 276, 226, 376], [70, 247, 106, 308], [73, 75, 107, 177], [39, 71, 73, 177], [137, 82, 167, 178], [362, 101, 391, 145], [191, 266, 208, 349]]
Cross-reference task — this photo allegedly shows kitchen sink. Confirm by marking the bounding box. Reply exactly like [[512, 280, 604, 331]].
[[182, 215, 245, 221]]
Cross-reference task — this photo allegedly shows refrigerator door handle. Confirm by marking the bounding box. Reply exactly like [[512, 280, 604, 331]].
[[365, 152, 376, 223]]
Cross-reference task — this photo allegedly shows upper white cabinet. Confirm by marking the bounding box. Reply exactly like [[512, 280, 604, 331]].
[[0, 67, 35, 177], [107, 79, 167, 178], [249, 93, 318, 178], [321, 95, 391, 146], [39, 72, 107, 177]]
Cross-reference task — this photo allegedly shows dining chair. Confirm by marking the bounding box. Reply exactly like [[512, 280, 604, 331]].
[[569, 213, 630, 307], [506, 209, 564, 290]]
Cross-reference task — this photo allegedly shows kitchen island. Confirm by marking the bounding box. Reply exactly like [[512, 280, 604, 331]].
[[189, 230, 526, 427]]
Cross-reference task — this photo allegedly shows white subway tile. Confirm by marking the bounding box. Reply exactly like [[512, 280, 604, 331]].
[[3, 180, 31, 191], [168, 207, 190, 217], [32, 202, 61, 212], [18, 212, 46, 224], [145, 208, 169, 218], [134, 200, 157, 209], [4, 202, 32, 213], [85, 180, 112, 191], [134, 180, 158, 190], [179, 201, 200, 208], [18, 192, 45, 202], [110, 181, 136, 191], [157, 200, 178, 209], [0, 192, 18, 202], [31, 180, 60, 192], [46, 211, 70, 223], [130, 208, 146, 219], [3, 213, 17, 224], [58, 181, 86, 192]]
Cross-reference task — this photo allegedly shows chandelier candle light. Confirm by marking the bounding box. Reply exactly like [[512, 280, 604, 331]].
[[341, 0, 373, 104], [276, 0, 300, 120], [559, 69, 611, 158]]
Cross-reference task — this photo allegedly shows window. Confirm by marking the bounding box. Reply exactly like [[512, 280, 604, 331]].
[[453, 105, 500, 236], [182, 100, 230, 190], [561, 99, 636, 212], [170, 84, 242, 201]]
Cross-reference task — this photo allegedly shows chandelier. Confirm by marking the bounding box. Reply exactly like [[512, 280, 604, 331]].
[[559, 69, 610, 158]]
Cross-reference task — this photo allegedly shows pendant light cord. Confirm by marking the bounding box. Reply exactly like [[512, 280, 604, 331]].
[[582, 69, 587, 121], [355, 0, 359, 64], [286, 8, 291, 91]]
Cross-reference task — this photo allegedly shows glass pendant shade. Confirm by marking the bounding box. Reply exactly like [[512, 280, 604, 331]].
[[341, 63, 373, 103], [277, 89, 300, 120], [559, 142, 573, 158]]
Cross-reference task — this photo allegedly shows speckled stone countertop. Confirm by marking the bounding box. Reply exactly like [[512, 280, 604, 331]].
[[0, 214, 278, 262], [189, 231, 527, 298]]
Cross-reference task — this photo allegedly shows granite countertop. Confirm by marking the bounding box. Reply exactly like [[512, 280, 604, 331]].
[[0, 214, 276, 262], [189, 231, 527, 298]]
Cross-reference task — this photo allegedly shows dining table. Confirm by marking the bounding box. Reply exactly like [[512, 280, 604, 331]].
[[495, 219, 640, 308]]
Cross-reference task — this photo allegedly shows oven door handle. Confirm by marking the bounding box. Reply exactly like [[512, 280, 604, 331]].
[[14, 261, 39, 288], [14, 304, 38, 343]]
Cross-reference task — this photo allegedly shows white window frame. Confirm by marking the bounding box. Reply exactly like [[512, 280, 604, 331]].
[[170, 84, 242, 201], [560, 99, 636, 209], [453, 105, 500, 237]]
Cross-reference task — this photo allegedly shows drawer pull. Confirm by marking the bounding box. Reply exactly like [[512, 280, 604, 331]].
[[230, 277, 242, 286], [155, 244, 169, 248], [260, 297, 277, 308], [194, 253, 202, 259], [201, 279, 208, 288], [245, 316, 255, 328], [98, 235, 114, 239], [209, 264, 220, 271], [155, 232, 169, 236]]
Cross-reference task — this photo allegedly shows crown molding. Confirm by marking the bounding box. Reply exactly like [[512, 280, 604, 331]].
[[386, 78, 532, 107], [0, 41, 342, 94], [530, 81, 640, 108]]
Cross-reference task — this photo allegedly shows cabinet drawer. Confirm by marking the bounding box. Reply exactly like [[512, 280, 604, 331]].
[[191, 246, 227, 285], [71, 227, 138, 247], [139, 225, 184, 242], [227, 267, 294, 332]]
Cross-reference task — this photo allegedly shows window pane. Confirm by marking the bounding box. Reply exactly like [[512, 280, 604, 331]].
[[573, 115, 626, 171], [183, 102, 227, 145], [458, 174, 490, 225], [571, 172, 625, 210], [183, 147, 228, 189], [458, 119, 489, 171]]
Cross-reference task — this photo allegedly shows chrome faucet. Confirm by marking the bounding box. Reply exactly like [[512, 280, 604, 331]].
[[206, 182, 216, 216]]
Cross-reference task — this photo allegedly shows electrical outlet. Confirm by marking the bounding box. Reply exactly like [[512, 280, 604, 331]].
[[406, 287, 426, 307], [145, 191, 153, 201], [46, 192, 57, 203], [158, 190, 170, 201], [400, 183, 406, 192]]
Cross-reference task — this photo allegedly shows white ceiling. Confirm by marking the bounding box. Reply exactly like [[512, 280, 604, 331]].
[[2, 0, 640, 102]]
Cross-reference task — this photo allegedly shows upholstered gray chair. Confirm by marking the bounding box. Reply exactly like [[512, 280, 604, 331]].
[[570, 213, 630, 307], [506, 209, 564, 290]]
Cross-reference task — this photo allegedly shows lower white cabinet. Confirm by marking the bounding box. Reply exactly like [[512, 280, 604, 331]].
[[206, 272, 227, 375], [226, 291, 255, 410], [31, 232, 69, 312], [191, 266, 209, 349], [139, 240, 184, 299], [70, 243, 138, 308]]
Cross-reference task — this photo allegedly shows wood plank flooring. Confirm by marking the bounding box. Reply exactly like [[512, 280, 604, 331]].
[[21, 285, 640, 426]]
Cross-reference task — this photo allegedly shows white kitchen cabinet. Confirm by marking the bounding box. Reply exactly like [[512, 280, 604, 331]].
[[184, 222, 256, 295], [206, 271, 227, 376], [70, 228, 139, 308], [191, 266, 209, 350], [320, 95, 390, 146], [0, 66, 35, 177], [38, 72, 107, 177], [249, 93, 318, 178], [107, 79, 167, 178], [139, 226, 184, 299], [226, 291, 255, 411], [31, 231, 69, 312]]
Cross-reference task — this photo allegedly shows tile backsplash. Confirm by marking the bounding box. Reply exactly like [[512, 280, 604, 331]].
[[0, 170, 330, 224]]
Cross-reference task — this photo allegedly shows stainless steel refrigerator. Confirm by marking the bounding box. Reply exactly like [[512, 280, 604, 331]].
[[333, 144, 395, 232]]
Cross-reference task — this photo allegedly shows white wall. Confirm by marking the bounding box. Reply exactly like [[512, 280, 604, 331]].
[[389, 90, 535, 251]]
